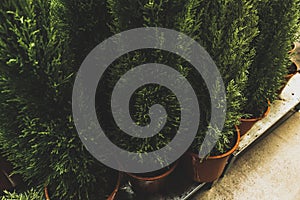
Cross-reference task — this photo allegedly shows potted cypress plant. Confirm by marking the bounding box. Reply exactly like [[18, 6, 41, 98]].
[[0, 0, 119, 199], [186, 126, 240, 182], [104, 0, 187, 194], [178, 0, 258, 182], [240, 0, 300, 136]]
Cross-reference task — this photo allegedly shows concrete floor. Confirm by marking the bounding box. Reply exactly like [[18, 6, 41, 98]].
[[194, 112, 300, 200]]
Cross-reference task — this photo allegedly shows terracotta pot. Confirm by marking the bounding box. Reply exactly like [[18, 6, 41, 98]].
[[287, 62, 298, 75], [0, 156, 21, 191], [44, 187, 50, 200], [285, 73, 295, 82], [278, 73, 295, 94], [289, 42, 300, 54], [185, 126, 240, 183], [238, 118, 260, 137], [238, 100, 271, 136], [0, 170, 13, 192], [44, 172, 122, 200], [127, 161, 178, 194], [107, 172, 122, 200], [290, 42, 300, 71], [278, 70, 297, 95]]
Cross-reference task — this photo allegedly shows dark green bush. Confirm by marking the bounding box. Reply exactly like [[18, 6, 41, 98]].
[[178, 0, 258, 155], [104, 0, 259, 158], [0, 0, 116, 199], [2, 1, 298, 199], [53, 0, 111, 67], [104, 0, 189, 166], [243, 0, 300, 117]]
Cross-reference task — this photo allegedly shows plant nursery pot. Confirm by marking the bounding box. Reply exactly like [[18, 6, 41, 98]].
[[289, 41, 300, 54], [44, 187, 50, 200], [285, 73, 295, 81], [238, 101, 271, 136], [44, 172, 121, 200], [107, 172, 122, 200], [184, 126, 240, 183], [238, 118, 259, 136], [290, 46, 300, 71], [0, 156, 21, 191], [127, 161, 178, 194], [0, 170, 13, 192], [278, 70, 297, 95]]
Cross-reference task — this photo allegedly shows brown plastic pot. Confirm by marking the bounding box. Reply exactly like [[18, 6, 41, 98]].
[[278, 72, 296, 94], [107, 172, 122, 200], [184, 126, 240, 183], [289, 42, 300, 54], [0, 156, 21, 191], [44, 172, 122, 200], [127, 161, 178, 194], [238, 100, 271, 136], [44, 187, 50, 200], [289, 42, 300, 71], [285, 73, 295, 82], [0, 170, 13, 192]]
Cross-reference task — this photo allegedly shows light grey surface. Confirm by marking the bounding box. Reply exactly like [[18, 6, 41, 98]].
[[194, 112, 300, 200]]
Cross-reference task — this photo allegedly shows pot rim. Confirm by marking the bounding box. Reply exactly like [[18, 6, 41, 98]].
[[289, 42, 300, 54], [107, 172, 122, 200], [286, 72, 297, 77], [240, 100, 271, 122], [44, 187, 50, 200], [188, 125, 240, 160], [44, 172, 122, 200], [127, 160, 178, 181]]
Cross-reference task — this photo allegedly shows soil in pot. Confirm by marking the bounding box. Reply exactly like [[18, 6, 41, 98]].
[[184, 126, 240, 183], [238, 100, 271, 136], [127, 161, 178, 194]]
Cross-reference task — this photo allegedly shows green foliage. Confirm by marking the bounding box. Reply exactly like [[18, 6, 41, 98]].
[[106, 0, 259, 157], [53, 0, 110, 66], [1, 2, 298, 199], [0, 0, 116, 199], [1, 189, 43, 200], [177, 0, 259, 155], [244, 0, 300, 117], [104, 0, 188, 166], [104, 0, 260, 158], [107, 0, 183, 32]]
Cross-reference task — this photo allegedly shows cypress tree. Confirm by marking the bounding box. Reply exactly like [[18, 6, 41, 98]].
[[105, 0, 259, 157], [176, 0, 259, 155], [52, 0, 111, 67], [104, 0, 189, 165], [3, 0, 297, 198], [0, 0, 116, 199], [244, 0, 300, 117]]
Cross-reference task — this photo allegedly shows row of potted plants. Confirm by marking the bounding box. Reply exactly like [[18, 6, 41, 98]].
[[238, 0, 300, 136], [104, 0, 300, 195], [0, 0, 300, 199]]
